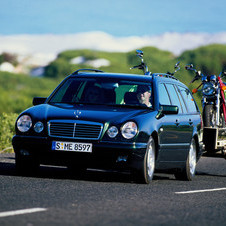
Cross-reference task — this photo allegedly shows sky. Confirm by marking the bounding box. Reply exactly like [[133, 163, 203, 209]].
[[0, 0, 226, 65], [1, 0, 225, 36]]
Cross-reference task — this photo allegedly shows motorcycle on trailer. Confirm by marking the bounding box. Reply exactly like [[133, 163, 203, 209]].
[[185, 64, 226, 159]]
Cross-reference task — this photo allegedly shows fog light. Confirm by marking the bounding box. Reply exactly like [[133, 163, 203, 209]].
[[116, 155, 128, 163], [34, 121, 44, 133], [107, 126, 118, 138]]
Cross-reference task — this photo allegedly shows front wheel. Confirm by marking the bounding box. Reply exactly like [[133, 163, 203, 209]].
[[134, 136, 156, 184], [203, 104, 216, 127], [174, 138, 197, 181]]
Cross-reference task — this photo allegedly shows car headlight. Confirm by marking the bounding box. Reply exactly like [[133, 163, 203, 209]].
[[202, 83, 215, 96], [121, 121, 138, 139], [34, 121, 44, 133], [107, 126, 118, 138], [17, 115, 32, 132]]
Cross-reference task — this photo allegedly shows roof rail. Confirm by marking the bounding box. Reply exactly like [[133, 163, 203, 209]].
[[72, 69, 104, 75], [154, 73, 178, 81], [164, 74, 178, 80]]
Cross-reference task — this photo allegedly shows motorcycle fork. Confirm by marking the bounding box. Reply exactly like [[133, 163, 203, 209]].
[[215, 88, 220, 127]]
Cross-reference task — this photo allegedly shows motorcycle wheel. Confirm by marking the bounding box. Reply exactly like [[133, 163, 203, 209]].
[[203, 104, 216, 127]]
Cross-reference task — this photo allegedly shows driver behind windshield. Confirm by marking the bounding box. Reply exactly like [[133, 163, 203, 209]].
[[136, 85, 152, 107]]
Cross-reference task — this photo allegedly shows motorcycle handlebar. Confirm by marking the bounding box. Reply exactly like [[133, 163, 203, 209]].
[[190, 77, 198, 84]]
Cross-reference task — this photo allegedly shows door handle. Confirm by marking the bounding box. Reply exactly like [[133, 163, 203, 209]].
[[175, 119, 180, 126], [189, 119, 193, 125]]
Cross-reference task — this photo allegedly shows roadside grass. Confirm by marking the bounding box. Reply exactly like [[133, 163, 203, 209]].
[[0, 113, 17, 153]]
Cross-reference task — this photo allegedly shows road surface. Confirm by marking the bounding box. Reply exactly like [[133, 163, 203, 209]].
[[0, 154, 225, 225]]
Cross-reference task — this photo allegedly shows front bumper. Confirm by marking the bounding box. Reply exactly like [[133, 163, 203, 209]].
[[12, 135, 147, 170]]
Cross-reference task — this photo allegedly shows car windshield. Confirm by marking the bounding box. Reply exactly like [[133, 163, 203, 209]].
[[48, 77, 153, 108]]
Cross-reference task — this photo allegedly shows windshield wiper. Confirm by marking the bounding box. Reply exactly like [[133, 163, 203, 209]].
[[106, 104, 152, 110], [49, 102, 152, 109], [49, 102, 76, 105]]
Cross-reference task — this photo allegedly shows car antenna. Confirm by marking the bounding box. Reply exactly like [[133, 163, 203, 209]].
[[130, 50, 151, 75]]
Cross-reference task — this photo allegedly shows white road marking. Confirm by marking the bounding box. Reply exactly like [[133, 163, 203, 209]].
[[175, 187, 226, 194], [0, 208, 47, 218]]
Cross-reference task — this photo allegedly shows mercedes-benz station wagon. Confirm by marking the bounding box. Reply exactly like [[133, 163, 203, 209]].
[[12, 69, 204, 183]]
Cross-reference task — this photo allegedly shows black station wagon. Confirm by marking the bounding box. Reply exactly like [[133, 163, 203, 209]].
[[12, 56, 204, 184]]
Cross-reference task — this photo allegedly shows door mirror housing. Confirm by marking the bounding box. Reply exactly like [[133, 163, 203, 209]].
[[161, 105, 178, 115], [33, 97, 47, 106], [156, 105, 178, 119]]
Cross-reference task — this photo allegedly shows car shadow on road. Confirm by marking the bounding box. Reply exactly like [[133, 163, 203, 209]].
[[0, 155, 173, 183], [196, 171, 226, 178]]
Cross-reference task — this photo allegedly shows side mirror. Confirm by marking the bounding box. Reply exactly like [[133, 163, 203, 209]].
[[136, 50, 144, 59], [161, 105, 178, 115], [33, 97, 47, 106], [156, 105, 178, 119], [222, 70, 226, 77]]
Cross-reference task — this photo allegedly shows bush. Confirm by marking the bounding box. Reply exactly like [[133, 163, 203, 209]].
[[0, 71, 58, 114], [45, 58, 73, 79], [0, 113, 18, 153]]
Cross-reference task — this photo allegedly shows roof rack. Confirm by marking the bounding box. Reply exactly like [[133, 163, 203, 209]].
[[72, 69, 104, 75]]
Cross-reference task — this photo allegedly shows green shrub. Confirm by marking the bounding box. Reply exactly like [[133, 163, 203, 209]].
[[0, 71, 58, 114], [0, 113, 18, 153]]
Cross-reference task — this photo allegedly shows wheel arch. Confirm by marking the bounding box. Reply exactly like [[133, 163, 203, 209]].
[[151, 130, 159, 159], [192, 133, 200, 157]]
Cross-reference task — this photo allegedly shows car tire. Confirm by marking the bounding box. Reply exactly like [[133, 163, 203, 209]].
[[15, 153, 39, 175], [174, 138, 197, 181], [134, 136, 156, 184]]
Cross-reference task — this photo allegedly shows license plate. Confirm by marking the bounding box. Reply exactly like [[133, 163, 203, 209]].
[[52, 141, 92, 153]]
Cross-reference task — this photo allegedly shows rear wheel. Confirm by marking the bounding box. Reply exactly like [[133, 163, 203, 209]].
[[174, 138, 197, 181], [134, 136, 156, 184]]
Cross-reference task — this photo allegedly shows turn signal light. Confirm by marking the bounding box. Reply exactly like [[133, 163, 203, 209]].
[[192, 88, 198, 94], [222, 85, 226, 91]]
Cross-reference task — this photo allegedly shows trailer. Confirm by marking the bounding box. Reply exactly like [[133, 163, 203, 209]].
[[203, 127, 226, 159]]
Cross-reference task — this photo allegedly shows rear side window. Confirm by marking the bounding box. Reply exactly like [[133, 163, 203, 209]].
[[165, 83, 183, 113], [178, 86, 198, 113], [174, 85, 187, 113], [158, 83, 171, 105]]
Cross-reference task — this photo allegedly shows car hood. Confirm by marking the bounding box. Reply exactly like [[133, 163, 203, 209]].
[[24, 103, 155, 124]]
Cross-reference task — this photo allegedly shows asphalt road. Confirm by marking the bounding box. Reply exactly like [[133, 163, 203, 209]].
[[0, 153, 225, 226]]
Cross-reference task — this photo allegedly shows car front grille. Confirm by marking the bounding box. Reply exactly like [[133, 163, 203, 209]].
[[48, 120, 103, 140]]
